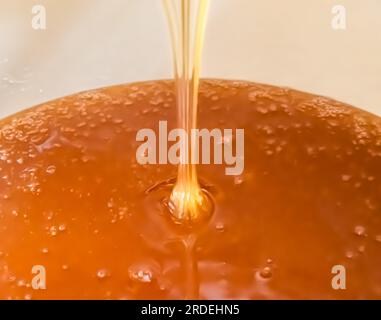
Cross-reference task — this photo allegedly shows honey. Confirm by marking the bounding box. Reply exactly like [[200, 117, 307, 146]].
[[162, 0, 212, 223], [0, 0, 381, 300], [0, 80, 380, 299]]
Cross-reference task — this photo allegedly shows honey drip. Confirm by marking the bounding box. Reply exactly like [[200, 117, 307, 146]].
[[162, 0, 213, 223]]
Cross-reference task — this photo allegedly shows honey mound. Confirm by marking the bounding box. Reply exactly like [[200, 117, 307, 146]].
[[0, 80, 380, 299]]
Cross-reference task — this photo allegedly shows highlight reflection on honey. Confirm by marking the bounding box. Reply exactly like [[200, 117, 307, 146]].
[[0, 1, 381, 300]]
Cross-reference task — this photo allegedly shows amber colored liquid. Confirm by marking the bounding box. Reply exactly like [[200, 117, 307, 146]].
[[162, 0, 212, 223], [0, 80, 381, 299], [160, 0, 212, 298], [0, 0, 381, 301]]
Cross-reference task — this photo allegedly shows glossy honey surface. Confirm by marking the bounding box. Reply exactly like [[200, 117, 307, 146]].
[[0, 80, 381, 299]]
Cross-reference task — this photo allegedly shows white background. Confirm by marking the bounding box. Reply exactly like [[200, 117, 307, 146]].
[[0, 0, 380, 118]]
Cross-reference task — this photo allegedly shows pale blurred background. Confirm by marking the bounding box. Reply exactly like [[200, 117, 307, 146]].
[[0, 0, 380, 118]]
